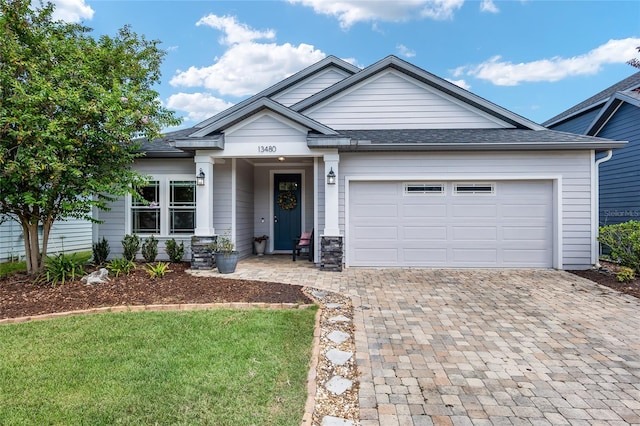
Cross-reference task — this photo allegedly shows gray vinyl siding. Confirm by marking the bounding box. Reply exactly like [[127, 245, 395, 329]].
[[235, 159, 254, 257], [213, 161, 232, 235], [598, 103, 640, 226], [306, 70, 512, 130], [225, 113, 308, 145], [94, 158, 194, 260], [548, 108, 600, 135], [339, 150, 593, 270], [1, 218, 91, 262], [272, 67, 352, 106]]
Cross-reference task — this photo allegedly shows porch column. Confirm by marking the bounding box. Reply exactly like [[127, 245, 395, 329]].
[[323, 154, 340, 236], [321, 154, 343, 271], [194, 156, 215, 236]]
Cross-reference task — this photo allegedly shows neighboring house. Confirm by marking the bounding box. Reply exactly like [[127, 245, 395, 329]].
[[93, 55, 624, 270], [544, 72, 640, 227], [0, 218, 93, 262]]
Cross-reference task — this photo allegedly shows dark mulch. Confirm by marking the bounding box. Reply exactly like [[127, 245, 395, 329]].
[[569, 261, 640, 300], [0, 262, 312, 320]]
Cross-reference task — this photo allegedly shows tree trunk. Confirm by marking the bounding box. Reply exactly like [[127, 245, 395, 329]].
[[19, 219, 45, 275]]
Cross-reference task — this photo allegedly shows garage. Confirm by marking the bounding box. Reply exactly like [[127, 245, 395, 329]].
[[348, 180, 554, 268]]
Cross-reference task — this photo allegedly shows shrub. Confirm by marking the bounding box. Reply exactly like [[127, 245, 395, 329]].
[[599, 221, 640, 271], [165, 238, 185, 263], [141, 235, 158, 263], [107, 257, 136, 278], [145, 262, 172, 279], [92, 237, 110, 266], [43, 253, 85, 286], [122, 234, 140, 262], [616, 266, 636, 283]]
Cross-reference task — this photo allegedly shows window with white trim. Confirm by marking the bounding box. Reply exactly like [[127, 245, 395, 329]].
[[404, 183, 444, 195], [130, 178, 196, 235], [454, 182, 495, 195]]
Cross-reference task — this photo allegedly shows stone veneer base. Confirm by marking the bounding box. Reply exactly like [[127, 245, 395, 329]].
[[191, 235, 217, 270], [320, 235, 343, 272]]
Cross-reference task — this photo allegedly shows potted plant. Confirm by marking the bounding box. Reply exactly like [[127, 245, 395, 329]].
[[212, 233, 239, 274], [253, 235, 268, 256]]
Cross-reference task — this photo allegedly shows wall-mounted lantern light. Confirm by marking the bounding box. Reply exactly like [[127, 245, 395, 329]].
[[327, 167, 336, 185], [196, 168, 205, 186]]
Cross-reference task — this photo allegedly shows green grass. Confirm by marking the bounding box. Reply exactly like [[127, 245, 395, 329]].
[[0, 308, 317, 425], [0, 251, 92, 277]]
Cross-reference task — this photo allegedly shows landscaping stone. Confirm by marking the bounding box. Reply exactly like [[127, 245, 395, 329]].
[[81, 268, 109, 285], [326, 349, 353, 366], [327, 330, 350, 344], [325, 376, 353, 395], [328, 315, 350, 323], [321, 415, 355, 426]]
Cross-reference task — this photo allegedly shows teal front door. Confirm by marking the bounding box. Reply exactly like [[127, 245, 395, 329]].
[[274, 174, 302, 251]]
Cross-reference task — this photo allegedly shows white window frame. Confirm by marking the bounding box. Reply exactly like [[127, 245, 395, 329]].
[[403, 182, 445, 196], [453, 182, 496, 196], [127, 175, 196, 236]]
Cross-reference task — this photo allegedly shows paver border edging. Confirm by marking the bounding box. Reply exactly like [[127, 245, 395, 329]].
[[0, 302, 316, 325]]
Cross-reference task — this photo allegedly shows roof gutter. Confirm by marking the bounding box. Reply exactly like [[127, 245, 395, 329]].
[[592, 149, 613, 267]]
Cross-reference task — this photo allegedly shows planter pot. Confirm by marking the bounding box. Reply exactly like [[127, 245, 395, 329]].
[[254, 240, 267, 256], [216, 251, 239, 274]]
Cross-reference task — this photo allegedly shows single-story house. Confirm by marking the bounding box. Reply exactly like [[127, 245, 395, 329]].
[[93, 55, 625, 270], [544, 71, 640, 227]]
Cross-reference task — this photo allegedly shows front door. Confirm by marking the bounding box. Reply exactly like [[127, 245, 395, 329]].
[[273, 173, 302, 251]]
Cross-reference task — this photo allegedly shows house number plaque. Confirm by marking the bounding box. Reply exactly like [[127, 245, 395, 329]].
[[258, 145, 277, 153]]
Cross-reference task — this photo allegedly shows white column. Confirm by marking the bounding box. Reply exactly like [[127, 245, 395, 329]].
[[323, 153, 340, 236], [194, 156, 215, 236]]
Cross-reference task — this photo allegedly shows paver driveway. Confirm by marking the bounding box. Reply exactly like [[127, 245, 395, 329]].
[[216, 259, 640, 425]]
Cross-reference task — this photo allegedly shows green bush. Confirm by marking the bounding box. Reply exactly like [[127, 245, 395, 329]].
[[141, 235, 158, 263], [616, 266, 636, 283], [92, 237, 110, 266], [44, 253, 85, 286], [107, 257, 136, 277], [122, 234, 140, 262], [165, 238, 185, 262], [599, 220, 640, 272], [145, 262, 172, 279]]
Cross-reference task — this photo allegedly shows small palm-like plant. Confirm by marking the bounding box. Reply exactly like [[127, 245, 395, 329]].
[[145, 262, 172, 279]]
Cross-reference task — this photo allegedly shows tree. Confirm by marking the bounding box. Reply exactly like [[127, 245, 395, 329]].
[[0, 0, 181, 274], [629, 46, 640, 69]]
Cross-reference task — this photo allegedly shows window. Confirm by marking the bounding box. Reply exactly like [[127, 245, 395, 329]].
[[132, 181, 160, 234], [404, 183, 444, 195], [130, 178, 196, 235], [454, 182, 495, 195], [169, 181, 195, 234]]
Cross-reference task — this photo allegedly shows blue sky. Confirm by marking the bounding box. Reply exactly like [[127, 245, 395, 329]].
[[51, 0, 640, 129]]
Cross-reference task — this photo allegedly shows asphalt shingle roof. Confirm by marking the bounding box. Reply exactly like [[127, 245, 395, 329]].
[[544, 71, 640, 126]]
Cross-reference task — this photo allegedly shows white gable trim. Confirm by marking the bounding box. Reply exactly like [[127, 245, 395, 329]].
[[225, 110, 310, 136]]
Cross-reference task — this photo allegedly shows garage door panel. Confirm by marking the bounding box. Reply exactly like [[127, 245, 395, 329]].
[[403, 204, 447, 217], [452, 205, 497, 217], [349, 180, 553, 268], [353, 226, 397, 240], [452, 226, 497, 241], [401, 226, 447, 240]]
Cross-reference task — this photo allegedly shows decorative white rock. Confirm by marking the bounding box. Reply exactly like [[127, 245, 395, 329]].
[[81, 268, 110, 285], [328, 315, 350, 323]]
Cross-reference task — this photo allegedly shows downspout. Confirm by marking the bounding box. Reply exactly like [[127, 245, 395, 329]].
[[592, 149, 613, 267]]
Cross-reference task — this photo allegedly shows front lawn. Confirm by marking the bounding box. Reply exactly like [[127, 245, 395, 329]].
[[0, 308, 317, 425]]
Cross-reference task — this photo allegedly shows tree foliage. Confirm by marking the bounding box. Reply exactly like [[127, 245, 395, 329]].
[[629, 46, 640, 69], [0, 0, 181, 274]]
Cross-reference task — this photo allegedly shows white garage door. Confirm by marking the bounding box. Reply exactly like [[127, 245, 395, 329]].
[[348, 180, 553, 268]]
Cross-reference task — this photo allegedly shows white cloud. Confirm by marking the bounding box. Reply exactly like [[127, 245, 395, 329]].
[[446, 78, 471, 90], [456, 38, 640, 86], [397, 44, 416, 58], [196, 14, 275, 45], [50, 0, 94, 22], [287, 0, 464, 28], [166, 92, 234, 122], [170, 15, 326, 97], [480, 0, 499, 13]]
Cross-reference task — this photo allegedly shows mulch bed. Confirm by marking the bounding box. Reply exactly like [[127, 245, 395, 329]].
[[569, 261, 640, 299], [0, 262, 312, 320]]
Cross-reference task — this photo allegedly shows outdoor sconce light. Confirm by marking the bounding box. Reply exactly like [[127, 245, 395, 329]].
[[196, 168, 205, 186], [326, 167, 336, 185]]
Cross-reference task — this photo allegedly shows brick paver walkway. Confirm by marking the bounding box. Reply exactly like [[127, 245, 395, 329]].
[[214, 257, 640, 425]]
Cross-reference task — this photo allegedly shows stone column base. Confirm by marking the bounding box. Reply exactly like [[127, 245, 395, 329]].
[[320, 235, 343, 272], [190, 236, 217, 270]]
